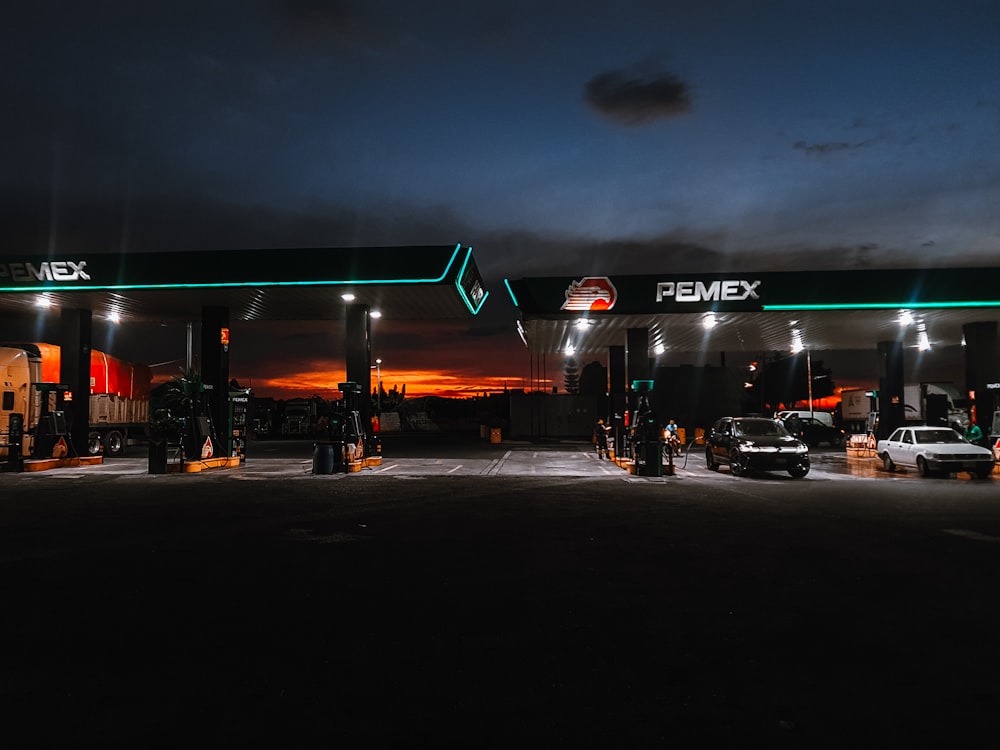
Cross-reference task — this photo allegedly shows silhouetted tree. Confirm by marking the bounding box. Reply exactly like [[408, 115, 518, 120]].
[[564, 357, 580, 394]]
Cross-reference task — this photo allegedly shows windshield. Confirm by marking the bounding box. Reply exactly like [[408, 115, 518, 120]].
[[914, 429, 964, 444], [735, 419, 788, 438]]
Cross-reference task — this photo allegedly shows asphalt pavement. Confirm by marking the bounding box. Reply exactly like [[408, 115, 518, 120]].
[[3, 434, 1000, 747]]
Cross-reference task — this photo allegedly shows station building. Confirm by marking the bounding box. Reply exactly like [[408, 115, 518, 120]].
[[3, 245, 1000, 461], [504, 267, 1000, 440], [0, 244, 487, 460]]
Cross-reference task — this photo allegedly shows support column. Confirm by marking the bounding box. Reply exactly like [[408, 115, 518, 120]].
[[608, 345, 626, 397], [963, 321, 1000, 430], [625, 328, 650, 386], [877, 340, 905, 439], [200, 305, 230, 451], [608, 344, 626, 447], [59, 308, 92, 457], [345, 304, 373, 438], [625, 328, 651, 452]]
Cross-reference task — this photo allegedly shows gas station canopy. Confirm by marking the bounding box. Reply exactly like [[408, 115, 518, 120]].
[[504, 267, 1000, 354], [0, 244, 487, 323]]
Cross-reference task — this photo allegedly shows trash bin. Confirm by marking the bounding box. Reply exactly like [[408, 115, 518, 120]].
[[490, 428, 502, 444], [312, 442, 336, 474], [148, 438, 168, 475], [637, 440, 663, 477]]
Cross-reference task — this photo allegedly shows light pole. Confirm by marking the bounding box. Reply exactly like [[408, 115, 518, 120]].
[[374, 358, 382, 414]]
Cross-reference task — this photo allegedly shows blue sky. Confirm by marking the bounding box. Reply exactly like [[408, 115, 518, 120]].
[[5, 0, 1000, 280], [3, 1, 1000, 393]]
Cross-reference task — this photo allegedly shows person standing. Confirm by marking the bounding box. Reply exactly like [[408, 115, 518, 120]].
[[965, 419, 985, 448], [594, 418, 611, 460], [665, 418, 681, 456]]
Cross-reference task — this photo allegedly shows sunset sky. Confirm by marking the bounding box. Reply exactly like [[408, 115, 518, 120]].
[[4, 2, 1000, 399]]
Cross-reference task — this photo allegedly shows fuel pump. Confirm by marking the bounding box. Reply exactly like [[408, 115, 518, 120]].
[[2, 412, 24, 472], [630, 380, 663, 477], [338, 381, 366, 464], [228, 386, 251, 463], [177, 377, 219, 463], [33, 383, 73, 458]]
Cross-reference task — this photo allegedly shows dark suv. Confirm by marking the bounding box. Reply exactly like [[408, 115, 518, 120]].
[[706, 417, 810, 478], [786, 416, 846, 448]]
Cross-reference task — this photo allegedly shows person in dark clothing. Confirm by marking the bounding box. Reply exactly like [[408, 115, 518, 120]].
[[783, 413, 803, 440], [594, 418, 611, 459]]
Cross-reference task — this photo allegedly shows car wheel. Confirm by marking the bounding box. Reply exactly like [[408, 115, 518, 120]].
[[881, 453, 896, 473], [975, 466, 994, 480], [706, 447, 718, 471], [788, 465, 809, 478], [729, 449, 744, 476], [917, 456, 931, 477]]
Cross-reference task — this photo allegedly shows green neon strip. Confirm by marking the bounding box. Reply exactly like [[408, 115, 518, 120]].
[[454, 246, 488, 315], [0, 244, 465, 292], [503, 278, 519, 307], [459, 288, 489, 315], [763, 301, 1000, 311]]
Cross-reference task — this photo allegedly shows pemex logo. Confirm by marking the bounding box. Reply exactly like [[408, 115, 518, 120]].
[[560, 277, 617, 311]]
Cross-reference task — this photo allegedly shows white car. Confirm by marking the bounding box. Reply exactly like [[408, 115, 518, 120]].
[[876, 425, 995, 479]]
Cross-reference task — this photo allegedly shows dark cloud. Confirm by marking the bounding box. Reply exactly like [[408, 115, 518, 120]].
[[275, 0, 362, 36], [0, 187, 475, 257], [584, 69, 692, 125], [272, 0, 393, 50], [793, 139, 874, 156], [479, 228, 725, 279], [5, 184, 992, 296]]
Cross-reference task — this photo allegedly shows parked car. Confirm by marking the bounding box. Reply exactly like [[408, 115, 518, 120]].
[[783, 416, 846, 448], [876, 425, 995, 479], [705, 416, 810, 478], [777, 409, 835, 428]]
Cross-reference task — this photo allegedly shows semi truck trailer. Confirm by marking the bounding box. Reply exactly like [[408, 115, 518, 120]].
[[281, 397, 317, 437], [0, 342, 151, 458], [840, 388, 876, 434], [904, 382, 969, 432]]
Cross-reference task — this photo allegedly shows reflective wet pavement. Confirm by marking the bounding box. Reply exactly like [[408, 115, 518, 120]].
[[4, 435, 1000, 746]]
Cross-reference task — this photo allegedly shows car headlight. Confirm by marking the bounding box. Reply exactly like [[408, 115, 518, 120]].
[[738, 441, 761, 453], [795, 443, 808, 453]]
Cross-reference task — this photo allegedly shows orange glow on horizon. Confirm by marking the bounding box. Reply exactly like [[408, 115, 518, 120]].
[[249, 369, 525, 400], [154, 368, 535, 401]]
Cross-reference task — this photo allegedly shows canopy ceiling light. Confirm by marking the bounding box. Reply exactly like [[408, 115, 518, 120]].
[[790, 328, 804, 353]]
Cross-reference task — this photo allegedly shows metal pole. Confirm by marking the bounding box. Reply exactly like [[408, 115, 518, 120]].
[[807, 350, 814, 417]]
